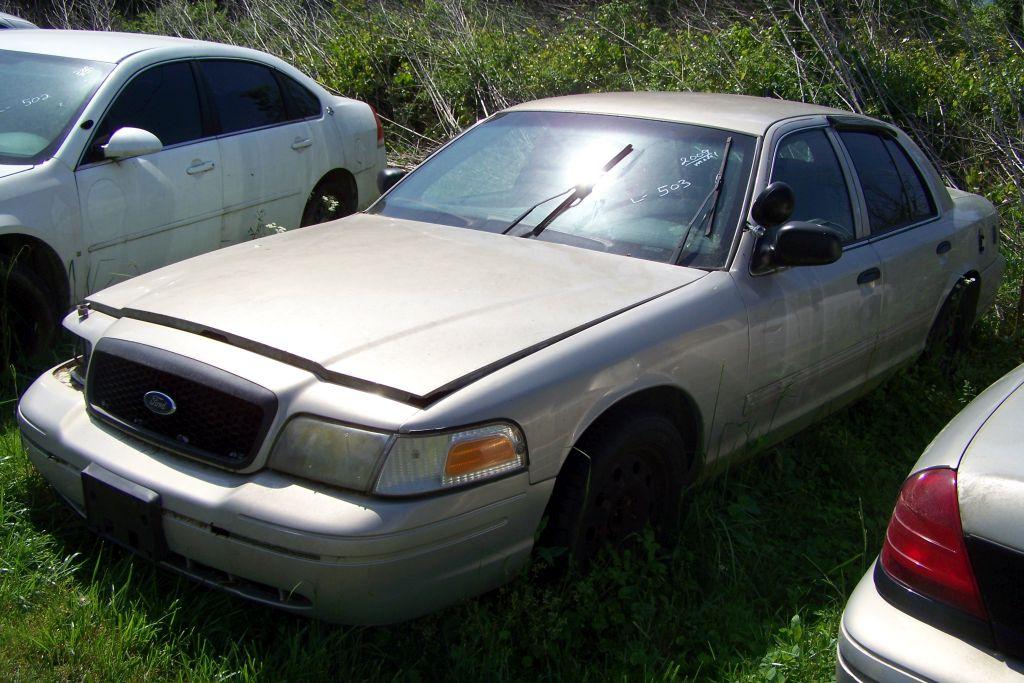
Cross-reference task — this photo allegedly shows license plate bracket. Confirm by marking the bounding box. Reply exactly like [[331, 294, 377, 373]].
[[81, 463, 167, 562]]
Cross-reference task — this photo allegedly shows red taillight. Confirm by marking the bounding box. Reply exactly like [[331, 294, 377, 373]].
[[880, 467, 987, 620], [370, 105, 384, 146]]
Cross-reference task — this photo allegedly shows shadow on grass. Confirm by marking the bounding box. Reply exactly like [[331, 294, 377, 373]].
[[3, 326, 1022, 680]]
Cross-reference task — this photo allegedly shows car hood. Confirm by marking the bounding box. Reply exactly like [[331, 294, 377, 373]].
[[0, 163, 33, 181], [956, 364, 1024, 550], [88, 214, 706, 402]]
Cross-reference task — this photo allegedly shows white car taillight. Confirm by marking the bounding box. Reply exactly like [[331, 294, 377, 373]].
[[370, 105, 384, 147], [880, 467, 988, 621]]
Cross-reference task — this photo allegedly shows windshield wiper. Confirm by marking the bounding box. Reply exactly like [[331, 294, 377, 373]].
[[500, 187, 575, 235], [505, 144, 633, 239], [669, 136, 733, 265]]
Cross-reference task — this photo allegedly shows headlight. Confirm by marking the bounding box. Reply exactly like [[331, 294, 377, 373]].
[[374, 423, 526, 496], [268, 418, 527, 496], [268, 416, 391, 491]]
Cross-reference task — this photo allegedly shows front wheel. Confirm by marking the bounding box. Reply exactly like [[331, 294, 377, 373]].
[[1, 258, 58, 364], [540, 411, 688, 566]]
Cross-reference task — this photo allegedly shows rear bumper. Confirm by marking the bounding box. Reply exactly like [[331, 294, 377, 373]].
[[18, 361, 551, 624], [838, 560, 1022, 682]]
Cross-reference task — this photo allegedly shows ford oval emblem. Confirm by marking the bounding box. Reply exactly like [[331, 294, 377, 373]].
[[143, 391, 177, 416]]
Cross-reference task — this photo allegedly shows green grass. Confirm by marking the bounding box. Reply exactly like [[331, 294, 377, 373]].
[[1, 1, 1022, 677], [2, 292, 1022, 681]]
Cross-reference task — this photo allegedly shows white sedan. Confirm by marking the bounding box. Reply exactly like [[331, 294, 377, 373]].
[[0, 12, 36, 29], [0, 30, 385, 355], [839, 363, 1024, 682]]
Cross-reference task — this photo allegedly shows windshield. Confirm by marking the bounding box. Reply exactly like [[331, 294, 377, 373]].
[[0, 50, 113, 164], [369, 111, 756, 268]]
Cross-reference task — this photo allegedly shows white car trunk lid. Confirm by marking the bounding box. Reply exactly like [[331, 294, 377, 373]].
[[957, 370, 1024, 551]]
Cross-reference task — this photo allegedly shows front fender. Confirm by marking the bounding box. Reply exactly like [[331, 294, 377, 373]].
[[403, 271, 750, 485]]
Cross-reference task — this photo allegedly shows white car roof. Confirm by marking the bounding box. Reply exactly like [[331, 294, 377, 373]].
[[0, 11, 37, 29], [0, 29, 254, 63], [505, 91, 859, 136]]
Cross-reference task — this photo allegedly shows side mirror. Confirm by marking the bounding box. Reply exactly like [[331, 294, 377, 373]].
[[753, 221, 843, 272], [750, 181, 795, 229], [102, 127, 163, 160], [377, 167, 408, 194]]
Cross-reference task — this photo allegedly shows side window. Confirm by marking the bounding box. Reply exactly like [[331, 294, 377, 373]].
[[278, 73, 321, 120], [884, 138, 936, 223], [839, 131, 933, 235], [87, 61, 203, 163], [770, 128, 856, 243], [200, 60, 286, 134]]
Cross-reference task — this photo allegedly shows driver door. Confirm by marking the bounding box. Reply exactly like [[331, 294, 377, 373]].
[[76, 60, 222, 292], [735, 126, 883, 442]]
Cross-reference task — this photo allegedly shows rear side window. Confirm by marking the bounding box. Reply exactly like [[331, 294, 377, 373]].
[[770, 129, 856, 243], [200, 60, 286, 134], [839, 131, 935, 235], [885, 138, 935, 222], [88, 61, 203, 162], [279, 74, 321, 119]]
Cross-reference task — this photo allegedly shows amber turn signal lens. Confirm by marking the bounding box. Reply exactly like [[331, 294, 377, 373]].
[[444, 435, 517, 477]]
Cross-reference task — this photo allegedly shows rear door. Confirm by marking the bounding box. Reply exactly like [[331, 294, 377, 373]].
[[77, 60, 222, 292], [197, 60, 316, 244], [835, 129, 952, 373], [738, 125, 882, 439]]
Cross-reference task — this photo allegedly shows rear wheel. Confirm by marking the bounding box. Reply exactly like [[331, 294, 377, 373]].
[[300, 173, 357, 227], [541, 411, 687, 566], [924, 279, 974, 362], [0, 257, 58, 364]]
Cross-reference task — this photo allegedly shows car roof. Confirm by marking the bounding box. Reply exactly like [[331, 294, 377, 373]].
[[0, 11, 37, 28], [0, 29, 249, 63], [504, 91, 858, 136]]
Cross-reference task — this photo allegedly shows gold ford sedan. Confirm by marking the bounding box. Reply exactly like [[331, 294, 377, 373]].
[[19, 92, 1003, 623]]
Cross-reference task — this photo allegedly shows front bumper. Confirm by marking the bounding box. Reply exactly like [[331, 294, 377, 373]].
[[18, 361, 552, 624], [837, 561, 1021, 682]]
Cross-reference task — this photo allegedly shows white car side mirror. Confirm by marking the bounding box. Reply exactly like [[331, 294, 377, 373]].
[[102, 127, 163, 160]]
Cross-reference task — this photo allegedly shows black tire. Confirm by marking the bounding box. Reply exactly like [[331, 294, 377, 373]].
[[924, 281, 970, 362], [0, 257, 58, 363], [540, 411, 688, 566], [300, 174, 357, 227]]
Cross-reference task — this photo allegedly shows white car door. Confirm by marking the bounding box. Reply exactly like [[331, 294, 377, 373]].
[[197, 60, 317, 245], [736, 126, 882, 441], [836, 129, 958, 373], [76, 61, 222, 292]]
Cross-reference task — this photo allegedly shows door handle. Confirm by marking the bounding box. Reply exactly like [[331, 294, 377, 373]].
[[186, 160, 215, 175], [857, 267, 881, 285], [291, 137, 313, 151], [936, 240, 952, 255]]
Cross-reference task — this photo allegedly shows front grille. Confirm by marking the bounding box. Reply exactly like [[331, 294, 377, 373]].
[[86, 338, 277, 468], [967, 535, 1024, 659]]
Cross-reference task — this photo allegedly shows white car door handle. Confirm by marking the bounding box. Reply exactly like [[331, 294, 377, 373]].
[[186, 160, 216, 175], [291, 138, 313, 151]]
